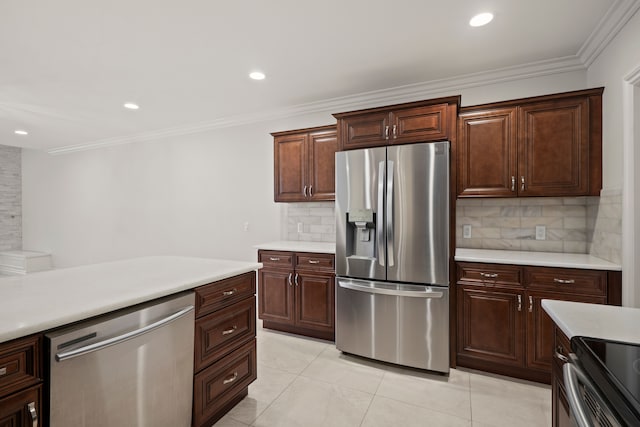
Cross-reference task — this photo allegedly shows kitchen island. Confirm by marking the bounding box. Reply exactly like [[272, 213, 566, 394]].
[[0, 256, 261, 427]]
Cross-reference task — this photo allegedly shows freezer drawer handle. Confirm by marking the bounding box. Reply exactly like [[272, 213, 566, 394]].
[[222, 289, 237, 296], [27, 402, 37, 427], [223, 372, 238, 385], [222, 325, 238, 336], [0, 367, 6, 376], [55, 305, 195, 362], [338, 279, 444, 298]]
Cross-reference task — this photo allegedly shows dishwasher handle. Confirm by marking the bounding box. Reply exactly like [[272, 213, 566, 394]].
[[55, 305, 195, 362], [338, 279, 444, 298]]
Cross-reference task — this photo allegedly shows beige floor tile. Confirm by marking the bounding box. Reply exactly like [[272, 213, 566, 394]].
[[252, 376, 373, 427], [376, 368, 472, 419], [361, 395, 471, 427], [211, 413, 249, 426], [225, 364, 297, 424], [469, 372, 551, 427], [257, 330, 330, 374], [300, 347, 386, 394]]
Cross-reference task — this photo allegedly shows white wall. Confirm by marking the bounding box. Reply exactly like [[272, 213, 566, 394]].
[[586, 9, 640, 307], [21, 71, 588, 268]]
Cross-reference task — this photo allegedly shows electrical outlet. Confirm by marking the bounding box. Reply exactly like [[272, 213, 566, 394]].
[[535, 225, 546, 240], [297, 222, 303, 233], [463, 224, 472, 239], [243, 222, 249, 232]]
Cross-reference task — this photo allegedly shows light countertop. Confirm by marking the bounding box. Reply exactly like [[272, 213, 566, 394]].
[[0, 256, 261, 344], [254, 241, 335, 254], [455, 248, 621, 271], [542, 300, 640, 344]]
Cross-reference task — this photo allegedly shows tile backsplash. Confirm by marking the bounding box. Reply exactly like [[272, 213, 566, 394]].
[[0, 145, 21, 251], [282, 202, 336, 242], [587, 189, 622, 264]]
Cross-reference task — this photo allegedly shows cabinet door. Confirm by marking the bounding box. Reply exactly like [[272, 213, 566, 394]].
[[458, 108, 517, 197], [0, 384, 41, 427], [339, 111, 391, 150], [294, 272, 334, 333], [392, 104, 448, 144], [258, 268, 294, 324], [457, 286, 524, 366], [526, 291, 604, 373], [274, 133, 308, 202], [518, 98, 589, 196], [307, 129, 338, 201]]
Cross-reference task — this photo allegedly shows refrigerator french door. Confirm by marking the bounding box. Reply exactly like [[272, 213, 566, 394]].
[[335, 141, 450, 372]]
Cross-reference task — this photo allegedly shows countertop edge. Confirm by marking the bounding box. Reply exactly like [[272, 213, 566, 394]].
[[253, 241, 336, 254]]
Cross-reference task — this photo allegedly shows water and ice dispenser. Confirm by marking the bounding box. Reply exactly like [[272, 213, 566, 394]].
[[343, 208, 380, 278]]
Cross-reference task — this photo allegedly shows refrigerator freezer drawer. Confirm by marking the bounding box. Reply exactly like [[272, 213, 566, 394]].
[[336, 278, 449, 373]]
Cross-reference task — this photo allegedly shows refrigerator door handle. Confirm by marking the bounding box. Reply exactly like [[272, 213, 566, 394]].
[[337, 279, 444, 298], [386, 160, 394, 267], [377, 160, 385, 266]]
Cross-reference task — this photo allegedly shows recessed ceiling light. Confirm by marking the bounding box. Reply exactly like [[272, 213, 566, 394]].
[[249, 71, 266, 80], [123, 103, 140, 110], [14, 130, 28, 135], [469, 12, 494, 27]]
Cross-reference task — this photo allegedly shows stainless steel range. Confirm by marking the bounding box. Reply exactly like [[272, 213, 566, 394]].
[[335, 141, 450, 373]]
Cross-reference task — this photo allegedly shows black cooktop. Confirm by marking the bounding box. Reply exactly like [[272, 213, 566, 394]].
[[573, 336, 640, 426]]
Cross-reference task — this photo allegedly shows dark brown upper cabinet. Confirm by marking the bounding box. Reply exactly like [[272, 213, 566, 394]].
[[272, 125, 337, 202], [458, 88, 603, 197], [333, 96, 460, 151]]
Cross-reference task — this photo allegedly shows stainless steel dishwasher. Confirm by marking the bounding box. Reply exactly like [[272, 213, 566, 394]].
[[45, 291, 195, 427]]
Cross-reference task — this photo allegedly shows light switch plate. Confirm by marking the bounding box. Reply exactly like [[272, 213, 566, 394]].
[[463, 224, 472, 239], [535, 225, 546, 240]]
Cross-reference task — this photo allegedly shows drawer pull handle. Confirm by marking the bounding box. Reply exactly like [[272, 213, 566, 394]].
[[529, 295, 533, 313], [28, 402, 38, 427], [223, 372, 238, 385], [480, 272, 498, 278], [288, 273, 293, 286], [555, 348, 569, 363], [294, 273, 299, 286], [308, 260, 320, 264], [554, 278, 575, 284], [517, 295, 522, 311], [222, 325, 238, 335], [0, 367, 6, 376], [222, 288, 237, 296], [511, 176, 515, 192], [269, 257, 280, 261]]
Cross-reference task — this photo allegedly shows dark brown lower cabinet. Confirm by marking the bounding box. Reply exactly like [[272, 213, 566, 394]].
[[192, 272, 257, 427], [258, 250, 335, 341], [0, 384, 41, 427], [456, 262, 619, 384]]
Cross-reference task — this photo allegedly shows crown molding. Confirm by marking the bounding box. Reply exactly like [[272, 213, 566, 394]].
[[47, 56, 586, 155], [578, 0, 640, 67]]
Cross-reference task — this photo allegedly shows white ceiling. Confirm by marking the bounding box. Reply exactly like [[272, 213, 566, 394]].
[[1, 0, 638, 152]]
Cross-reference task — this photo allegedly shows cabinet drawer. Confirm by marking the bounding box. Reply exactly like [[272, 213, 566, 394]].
[[524, 267, 606, 296], [194, 297, 256, 373], [295, 252, 335, 272], [0, 335, 41, 398], [258, 250, 294, 269], [195, 271, 255, 317], [457, 262, 522, 288], [193, 339, 257, 427]]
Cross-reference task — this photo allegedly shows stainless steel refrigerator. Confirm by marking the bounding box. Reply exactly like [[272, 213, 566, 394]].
[[335, 141, 450, 372]]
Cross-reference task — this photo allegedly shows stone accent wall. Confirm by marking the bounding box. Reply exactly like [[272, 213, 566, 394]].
[[456, 197, 589, 253], [0, 145, 22, 251], [587, 189, 622, 264], [282, 202, 335, 242]]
